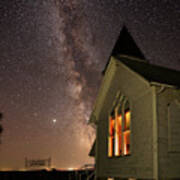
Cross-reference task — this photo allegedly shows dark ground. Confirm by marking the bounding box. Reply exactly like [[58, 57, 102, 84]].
[[0, 169, 94, 180]]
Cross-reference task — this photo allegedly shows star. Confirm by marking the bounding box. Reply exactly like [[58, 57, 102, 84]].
[[52, 119, 57, 124]]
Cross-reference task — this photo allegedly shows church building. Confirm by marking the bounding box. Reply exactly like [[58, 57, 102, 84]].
[[89, 26, 180, 180]]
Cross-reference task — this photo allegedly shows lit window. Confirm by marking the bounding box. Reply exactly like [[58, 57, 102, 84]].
[[123, 110, 131, 155], [108, 116, 115, 157], [115, 113, 122, 156], [108, 99, 131, 157]]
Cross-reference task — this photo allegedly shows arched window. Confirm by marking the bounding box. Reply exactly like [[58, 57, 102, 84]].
[[108, 97, 131, 157], [123, 100, 131, 155]]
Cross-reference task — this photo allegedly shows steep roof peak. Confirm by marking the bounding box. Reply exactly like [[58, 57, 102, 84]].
[[111, 25, 145, 60], [103, 26, 146, 75]]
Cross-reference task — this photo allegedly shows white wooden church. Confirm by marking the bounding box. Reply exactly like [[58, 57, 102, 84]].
[[89, 26, 180, 180]]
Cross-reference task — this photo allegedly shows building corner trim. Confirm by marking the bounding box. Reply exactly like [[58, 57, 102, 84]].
[[152, 86, 159, 180]]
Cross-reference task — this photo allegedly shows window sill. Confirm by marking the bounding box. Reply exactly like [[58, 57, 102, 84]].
[[108, 154, 131, 159]]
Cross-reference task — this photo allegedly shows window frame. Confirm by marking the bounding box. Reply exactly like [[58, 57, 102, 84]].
[[107, 94, 131, 158]]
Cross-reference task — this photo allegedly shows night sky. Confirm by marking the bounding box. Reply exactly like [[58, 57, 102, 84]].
[[0, 0, 179, 170]]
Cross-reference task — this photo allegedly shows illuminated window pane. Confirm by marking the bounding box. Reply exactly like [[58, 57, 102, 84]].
[[108, 136, 113, 157], [123, 130, 130, 155], [124, 110, 130, 130], [109, 117, 115, 136], [123, 109, 131, 155], [108, 98, 131, 157], [108, 117, 115, 157], [115, 115, 122, 156]]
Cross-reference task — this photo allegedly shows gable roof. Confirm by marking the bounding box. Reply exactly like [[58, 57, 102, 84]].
[[118, 56, 180, 88], [103, 26, 146, 74], [102, 26, 180, 88]]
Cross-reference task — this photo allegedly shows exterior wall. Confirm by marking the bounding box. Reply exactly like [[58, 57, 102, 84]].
[[157, 87, 180, 179], [95, 58, 155, 179]]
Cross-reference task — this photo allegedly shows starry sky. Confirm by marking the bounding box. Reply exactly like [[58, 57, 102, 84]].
[[0, 0, 179, 170]]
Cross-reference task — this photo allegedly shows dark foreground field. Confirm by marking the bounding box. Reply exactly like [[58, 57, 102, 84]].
[[0, 169, 95, 180]]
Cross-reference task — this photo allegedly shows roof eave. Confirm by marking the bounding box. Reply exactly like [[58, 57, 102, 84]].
[[150, 81, 179, 89]]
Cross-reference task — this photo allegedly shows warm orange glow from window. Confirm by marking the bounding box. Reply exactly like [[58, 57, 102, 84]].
[[109, 117, 115, 136], [108, 136, 113, 157], [108, 117, 114, 157], [123, 110, 131, 155], [108, 105, 131, 157], [124, 111, 130, 130], [123, 130, 130, 155], [115, 115, 122, 156]]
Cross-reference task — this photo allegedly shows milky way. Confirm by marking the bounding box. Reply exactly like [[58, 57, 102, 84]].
[[0, 0, 179, 169]]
